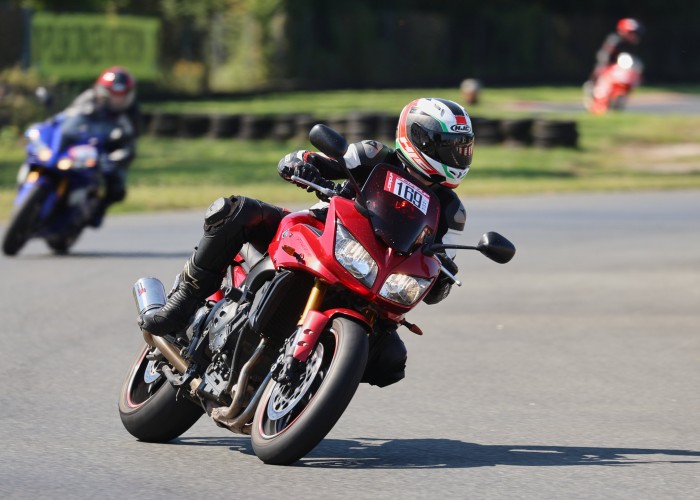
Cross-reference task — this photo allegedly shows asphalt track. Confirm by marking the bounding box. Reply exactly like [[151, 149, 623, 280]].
[[513, 90, 700, 114], [1, 190, 699, 499]]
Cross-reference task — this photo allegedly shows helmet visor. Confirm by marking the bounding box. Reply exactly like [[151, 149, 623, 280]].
[[108, 93, 131, 112], [411, 122, 473, 169]]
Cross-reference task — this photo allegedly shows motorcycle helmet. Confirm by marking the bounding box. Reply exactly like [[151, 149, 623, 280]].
[[395, 98, 474, 188], [616, 18, 644, 41], [94, 66, 136, 113]]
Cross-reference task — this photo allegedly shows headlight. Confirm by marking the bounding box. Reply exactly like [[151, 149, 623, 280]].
[[57, 158, 73, 170], [335, 222, 378, 287], [618, 53, 633, 69], [37, 147, 53, 162], [67, 145, 99, 169], [379, 274, 433, 305]]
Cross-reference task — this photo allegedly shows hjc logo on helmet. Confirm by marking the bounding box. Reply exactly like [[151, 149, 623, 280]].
[[450, 124, 471, 132]]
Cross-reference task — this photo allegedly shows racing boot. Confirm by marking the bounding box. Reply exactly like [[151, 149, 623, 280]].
[[88, 199, 108, 228], [139, 257, 224, 337]]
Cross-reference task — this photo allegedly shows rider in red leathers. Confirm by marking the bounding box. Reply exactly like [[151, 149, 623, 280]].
[[584, 18, 644, 97], [140, 97, 473, 387]]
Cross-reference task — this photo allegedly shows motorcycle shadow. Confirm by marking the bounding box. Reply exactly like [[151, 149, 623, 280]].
[[174, 436, 700, 469]]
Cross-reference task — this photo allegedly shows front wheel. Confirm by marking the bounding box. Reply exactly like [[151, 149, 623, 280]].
[[118, 344, 203, 442], [46, 226, 84, 255], [2, 183, 48, 256], [251, 317, 369, 465], [609, 94, 628, 111]]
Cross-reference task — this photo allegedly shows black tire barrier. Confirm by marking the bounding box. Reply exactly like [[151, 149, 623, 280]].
[[179, 114, 211, 138], [270, 114, 297, 141], [471, 116, 503, 145], [377, 113, 398, 143], [149, 112, 182, 137], [294, 114, 324, 142], [500, 118, 534, 146], [325, 115, 348, 137], [139, 111, 577, 149], [139, 111, 154, 134], [345, 112, 380, 144], [209, 114, 242, 139], [532, 119, 579, 148], [239, 114, 275, 140]]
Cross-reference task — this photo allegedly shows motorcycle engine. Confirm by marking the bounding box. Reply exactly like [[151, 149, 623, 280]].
[[206, 298, 247, 353]]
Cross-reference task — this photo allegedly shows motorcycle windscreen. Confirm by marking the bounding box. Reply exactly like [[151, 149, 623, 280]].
[[361, 163, 440, 254], [59, 114, 117, 149]]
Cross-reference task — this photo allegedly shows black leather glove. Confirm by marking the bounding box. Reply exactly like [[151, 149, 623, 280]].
[[423, 253, 458, 305], [436, 252, 458, 275], [294, 163, 326, 188], [277, 153, 304, 180], [278, 154, 334, 193], [337, 180, 356, 199]]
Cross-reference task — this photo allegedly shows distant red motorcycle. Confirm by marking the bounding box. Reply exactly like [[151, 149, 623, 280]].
[[584, 52, 643, 114], [119, 124, 515, 465]]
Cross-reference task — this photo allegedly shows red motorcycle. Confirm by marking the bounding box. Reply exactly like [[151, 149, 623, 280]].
[[584, 52, 643, 114], [118, 125, 515, 465]]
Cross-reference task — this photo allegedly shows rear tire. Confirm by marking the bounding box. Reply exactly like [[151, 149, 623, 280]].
[[2, 183, 48, 256], [118, 344, 203, 442], [251, 317, 368, 465]]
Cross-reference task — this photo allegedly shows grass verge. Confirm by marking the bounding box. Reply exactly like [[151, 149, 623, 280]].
[[2, 86, 700, 222]]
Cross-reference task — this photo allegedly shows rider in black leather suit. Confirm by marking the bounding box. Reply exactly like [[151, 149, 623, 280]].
[[141, 97, 474, 387]]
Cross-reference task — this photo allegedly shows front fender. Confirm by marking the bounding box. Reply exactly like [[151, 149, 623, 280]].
[[322, 308, 372, 330], [292, 308, 371, 362]]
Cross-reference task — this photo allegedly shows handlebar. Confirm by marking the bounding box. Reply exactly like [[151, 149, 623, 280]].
[[289, 175, 339, 198], [290, 176, 356, 201], [438, 264, 462, 287]]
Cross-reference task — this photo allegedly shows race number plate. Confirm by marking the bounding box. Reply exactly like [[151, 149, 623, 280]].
[[384, 171, 430, 214]]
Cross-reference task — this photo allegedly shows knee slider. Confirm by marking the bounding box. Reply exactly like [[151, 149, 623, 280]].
[[204, 196, 238, 232], [104, 173, 126, 202], [106, 184, 126, 202]]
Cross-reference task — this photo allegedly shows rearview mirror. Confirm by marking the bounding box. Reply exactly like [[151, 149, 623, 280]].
[[309, 124, 349, 160], [477, 232, 516, 264], [35, 86, 53, 112]]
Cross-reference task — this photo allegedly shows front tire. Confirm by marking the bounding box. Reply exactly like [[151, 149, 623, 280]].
[[2, 183, 48, 256], [252, 317, 368, 465], [118, 344, 203, 442], [609, 94, 628, 111], [46, 226, 83, 255]]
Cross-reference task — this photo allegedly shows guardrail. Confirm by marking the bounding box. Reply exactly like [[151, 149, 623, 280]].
[[142, 111, 578, 148]]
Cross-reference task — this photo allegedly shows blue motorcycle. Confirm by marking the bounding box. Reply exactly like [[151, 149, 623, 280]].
[[2, 112, 119, 255]]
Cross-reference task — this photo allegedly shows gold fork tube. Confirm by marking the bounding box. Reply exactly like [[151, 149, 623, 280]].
[[298, 279, 328, 325]]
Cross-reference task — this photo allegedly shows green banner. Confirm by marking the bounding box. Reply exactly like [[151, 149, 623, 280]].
[[31, 13, 159, 80]]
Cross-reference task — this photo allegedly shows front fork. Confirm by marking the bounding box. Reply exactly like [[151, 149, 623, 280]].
[[273, 279, 327, 382], [271, 279, 331, 383], [292, 279, 330, 362], [17, 171, 68, 221], [272, 278, 376, 383]]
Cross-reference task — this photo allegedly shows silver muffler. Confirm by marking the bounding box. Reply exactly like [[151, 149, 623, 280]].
[[132, 277, 201, 392], [133, 277, 168, 316]]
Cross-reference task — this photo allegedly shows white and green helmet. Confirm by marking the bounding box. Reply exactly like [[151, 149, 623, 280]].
[[395, 98, 474, 188]]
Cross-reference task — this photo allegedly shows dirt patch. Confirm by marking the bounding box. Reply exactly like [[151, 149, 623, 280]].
[[619, 143, 700, 173]]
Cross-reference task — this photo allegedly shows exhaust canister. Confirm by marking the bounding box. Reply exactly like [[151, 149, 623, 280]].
[[133, 277, 167, 315]]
